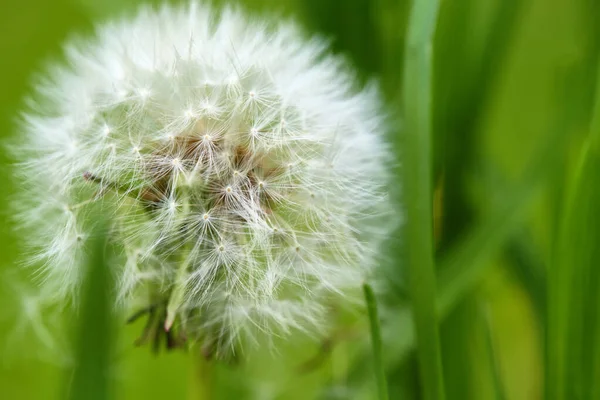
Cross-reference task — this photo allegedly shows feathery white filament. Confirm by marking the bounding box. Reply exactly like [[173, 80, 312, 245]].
[[14, 2, 395, 355]]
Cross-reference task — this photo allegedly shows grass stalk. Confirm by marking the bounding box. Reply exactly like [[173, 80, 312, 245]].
[[363, 283, 389, 400], [401, 0, 444, 399], [546, 58, 600, 400]]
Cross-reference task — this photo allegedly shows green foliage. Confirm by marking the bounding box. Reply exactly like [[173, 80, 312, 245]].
[[0, 0, 599, 399], [402, 0, 445, 398], [546, 61, 600, 400]]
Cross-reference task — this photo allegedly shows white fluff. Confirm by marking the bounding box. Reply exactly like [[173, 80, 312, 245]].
[[14, 2, 395, 356]]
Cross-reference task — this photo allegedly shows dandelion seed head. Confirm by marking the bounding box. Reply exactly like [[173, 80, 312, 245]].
[[12, 1, 396, 356]]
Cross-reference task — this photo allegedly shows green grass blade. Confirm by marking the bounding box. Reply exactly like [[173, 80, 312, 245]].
[[504, 236, 546, 327], [580, 52, 600, 400], [402, 0, 444, 399], [436, 181, 540, 317], [67, 218, 114, 400], [363, 283, 389, 400], [436, 99, 567, 318], [547, 140, 600, 399], [480, 304, 506, 400], [433, 0, 525, 252], [546, 60, 600, 400], [348, 116, 563, 386]]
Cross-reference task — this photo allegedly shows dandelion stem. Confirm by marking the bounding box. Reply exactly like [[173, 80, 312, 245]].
[[68, 216, 113, 400], [402, 0, 445, 399], [188, 352, 213, 400], [363, 283, 388, 400]]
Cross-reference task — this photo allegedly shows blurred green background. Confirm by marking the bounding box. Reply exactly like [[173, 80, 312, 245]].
[[1, 0, 599, 399]]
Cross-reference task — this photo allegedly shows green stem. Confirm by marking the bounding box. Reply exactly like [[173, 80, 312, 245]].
[[402, 0, 445, 399], [188, 352, 213, 400], [363, 283, 389, 400], [67, 216, 113, 400], [547, 58, 600, 400]]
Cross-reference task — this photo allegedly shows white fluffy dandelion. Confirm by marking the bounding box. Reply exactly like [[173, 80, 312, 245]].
[[14, 2, 394, 356]]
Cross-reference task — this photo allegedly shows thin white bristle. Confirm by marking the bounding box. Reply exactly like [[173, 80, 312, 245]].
[[12, 1, 396, 356]]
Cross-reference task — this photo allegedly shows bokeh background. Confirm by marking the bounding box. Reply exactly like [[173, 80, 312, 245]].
[[1, 0, 598, 399]]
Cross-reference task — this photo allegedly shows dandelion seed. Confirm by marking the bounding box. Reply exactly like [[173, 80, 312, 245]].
[[102, 124, 111, 137], [137, 88, 151, 99], [12, 1, 396, 357]]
